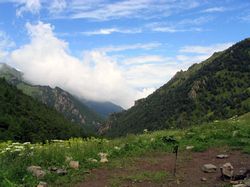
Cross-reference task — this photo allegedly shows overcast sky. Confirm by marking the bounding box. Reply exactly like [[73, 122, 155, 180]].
[[0, 0, 250, 108]]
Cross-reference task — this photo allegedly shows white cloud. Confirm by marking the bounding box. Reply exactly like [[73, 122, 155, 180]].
[[9, 21, 158, 108], [179, 43, 234, 54], [151, 26, 202, 33], [51, 0, 200, 20], [0, 31, 15, 61], [82, 28, 142, 36], [16, 0, 41, 17], [202, 7, 226, 13], [123, 55, 170, 65], [48, 0, 67, 14], [96, 42, 162, 53]]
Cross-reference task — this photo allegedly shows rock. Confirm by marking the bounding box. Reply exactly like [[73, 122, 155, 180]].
[[202, 164, 217, 173], [201, 177, 207, 181], [222, 163, 234, 178], [69, 161, 79, 169], [48, 166, 58, 171], [232, 184, 247, 187], [244, 178, 250, 186], [27, 166, 46, 178], [186, 146, 194, 150], [99, 153, 108, 163], [216, 154, 229, 159], [56, 168, 67, 175], [37, 181, 48, 187]]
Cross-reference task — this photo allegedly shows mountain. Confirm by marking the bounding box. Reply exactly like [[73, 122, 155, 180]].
[[103, 38, 250, 137], [0, 63, 103, 133], [0, 78, 83, 142], [82, 100, 124, 118]]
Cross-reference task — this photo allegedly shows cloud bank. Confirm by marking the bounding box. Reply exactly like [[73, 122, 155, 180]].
[[9, 22, 151, 108], [8, 21, 233, 109]]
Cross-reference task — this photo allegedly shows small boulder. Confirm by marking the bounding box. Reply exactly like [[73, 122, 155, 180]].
[[27, 166, 46, 179], [216, 154, 229, 159], [222, 163, 234, 178], [48, 166, 58, 172], [99, 153, 108, 163], [201, 177, 207, 181], [69, 161, 79, 169], [202, 164, 217, 173], [56, 168, 67, 175], [37, 181, 48, 187]]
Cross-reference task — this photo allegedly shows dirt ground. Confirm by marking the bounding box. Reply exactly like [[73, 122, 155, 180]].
[[75, 148, 250, 187]]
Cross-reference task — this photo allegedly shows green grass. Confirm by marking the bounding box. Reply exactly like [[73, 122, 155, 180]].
[[0, 112, 249, 186]]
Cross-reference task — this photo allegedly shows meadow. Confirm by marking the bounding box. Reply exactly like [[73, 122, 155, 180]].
[[0, 113, 249, 187]]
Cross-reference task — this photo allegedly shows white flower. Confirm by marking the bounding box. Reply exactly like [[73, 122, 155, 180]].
[[114, 146, 120, 150], [23, 142, 31, 145]]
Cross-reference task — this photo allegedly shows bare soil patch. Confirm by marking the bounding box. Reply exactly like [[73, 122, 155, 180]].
[[75, 148, 250, 187]]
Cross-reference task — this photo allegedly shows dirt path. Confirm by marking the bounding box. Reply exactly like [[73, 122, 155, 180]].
[[75, 148, 250, 187]]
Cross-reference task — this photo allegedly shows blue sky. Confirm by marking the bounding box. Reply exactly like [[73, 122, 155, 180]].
[[0, 0, 250, 108]]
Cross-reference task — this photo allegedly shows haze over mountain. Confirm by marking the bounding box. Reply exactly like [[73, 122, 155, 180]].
[[102, 39, 250, 137], [0, 63, 123, 129]]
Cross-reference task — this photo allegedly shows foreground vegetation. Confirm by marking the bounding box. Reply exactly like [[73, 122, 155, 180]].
[[0, 113, 250, 186]]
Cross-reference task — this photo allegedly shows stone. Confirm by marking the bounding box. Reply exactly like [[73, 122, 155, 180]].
[[37, 181, 48, 187], [48, 166, 58, 171], [27, 166, 46, 179], [222, 163, 234, 178], [186, 146, 194, 150], [202, 164, 217, 173], [216, 154, 229, 159], [56, 168, 67, 175], [201, 177, 207, 181], [69, 161, 79, 169], [99, 153, 108, 163]]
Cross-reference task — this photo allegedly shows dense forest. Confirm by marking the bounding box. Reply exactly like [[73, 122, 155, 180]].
[[104, 38, 250, 137], [0, 78, 84, 142]]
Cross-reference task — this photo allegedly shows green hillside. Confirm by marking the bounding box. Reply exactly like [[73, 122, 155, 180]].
[[103, 38, 250, 137], [0, 63, 103, 133], [0, 78, 84, 142]]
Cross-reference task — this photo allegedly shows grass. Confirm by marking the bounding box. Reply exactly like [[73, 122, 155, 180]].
[[0, 112, 249, 186]]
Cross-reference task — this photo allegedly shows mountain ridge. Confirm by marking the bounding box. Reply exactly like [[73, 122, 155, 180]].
[[102, 38, 250, 137]]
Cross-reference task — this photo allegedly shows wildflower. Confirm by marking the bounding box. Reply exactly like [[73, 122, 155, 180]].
[[23, 142, 31, 145], [114, 146, 120, 150], [150, 138, 155, 142], [143, 129, 148, 133]]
